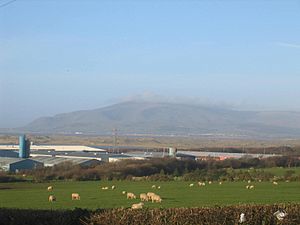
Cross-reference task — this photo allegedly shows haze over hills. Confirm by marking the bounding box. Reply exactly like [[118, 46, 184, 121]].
[[4, 101, 299, 138]]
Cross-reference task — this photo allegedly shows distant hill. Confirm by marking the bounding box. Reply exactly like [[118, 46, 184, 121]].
[[10, 101, 300, 137]]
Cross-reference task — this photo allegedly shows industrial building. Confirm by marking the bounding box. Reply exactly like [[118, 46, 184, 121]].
[[32, 156, 102, 167], [0, 135, 112, 171], [0, 135, 281, 172], [0, 157, 43, 172], [0, 144, 107, 152], [176, 150, 278, 160]]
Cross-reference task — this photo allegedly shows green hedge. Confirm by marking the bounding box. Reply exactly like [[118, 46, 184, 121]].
[[0, 208, 90, 225], [86, 204, 300, 225], [0, 204, 299, 225]]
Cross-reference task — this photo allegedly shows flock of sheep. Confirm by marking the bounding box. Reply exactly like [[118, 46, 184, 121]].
[[186, 180, 281, 190], [123, 185, 162, 209], [47, 184, 162, 209], [47, 180, 282, 208], [47, 185, 80, 202]]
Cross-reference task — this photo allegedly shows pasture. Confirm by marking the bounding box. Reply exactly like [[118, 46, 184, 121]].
[[0, 181, 299, 210]]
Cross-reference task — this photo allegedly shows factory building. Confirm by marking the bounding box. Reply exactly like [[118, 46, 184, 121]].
[[0, 157, 43, 172], [32, 156, 102, 167]]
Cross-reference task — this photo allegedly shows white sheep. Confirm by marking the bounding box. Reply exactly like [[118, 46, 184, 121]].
[[151, 194, 162, 203], [189, 183, 194, 187], [140, 193, 149, 201], [71, 193, 80, 200], [48, 195, 56, 202], [146, 192, 156, 201], [127, 192, 136, 199], [131, 202, 144, 209], [47, 186, 53, 191]]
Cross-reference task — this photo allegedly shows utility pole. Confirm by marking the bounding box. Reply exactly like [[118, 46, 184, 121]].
[[112, 128, 118, 154]]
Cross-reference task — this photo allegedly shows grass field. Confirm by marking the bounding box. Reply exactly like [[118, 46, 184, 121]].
[[235, 167, 300, 176], [0, 180, 299, 210]]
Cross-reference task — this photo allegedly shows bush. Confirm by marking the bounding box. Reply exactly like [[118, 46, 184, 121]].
[[86, 204, 300, 225], [0, 208, 90, 225]]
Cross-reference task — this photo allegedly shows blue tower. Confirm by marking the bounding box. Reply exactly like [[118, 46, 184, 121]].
[[19, 135, 30, 158]]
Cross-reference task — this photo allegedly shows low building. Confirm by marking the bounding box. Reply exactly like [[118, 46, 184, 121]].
[[177, 151, 278, 160], [0, 157, 43, 172], [32, 156, 103, 167], [108, 154, 136, 162], [0, 145, 107, 152]]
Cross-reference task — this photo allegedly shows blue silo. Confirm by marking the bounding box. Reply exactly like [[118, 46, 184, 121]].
[[19, 135, 30, 158]]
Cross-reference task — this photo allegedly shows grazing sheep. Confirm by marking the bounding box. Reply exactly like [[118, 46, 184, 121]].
[[208, 181, 212, 184], [131, 202, 144, 209], [198, 182, 206, 186], [157, 186, 161, 189], [146, 192, 156, 201], [111, 185, 116, 190], [101, 186, 109, 190], [71, 193, 80, 200], [273, 181, 278, 185], [151, 185, 156, 189], [48, 195, 56, 202], [126, 192, 136, 199], [140, 193, 149, 201], [122, 191, 126, 195], [246, 185, 250, 189], [151, 194, 162, 203], [249, 185, 254, 189], [47, 186, 53, 191], [219, 182, 223, 185], [189, 183, 194, 187], [247, 180, 251, 183]]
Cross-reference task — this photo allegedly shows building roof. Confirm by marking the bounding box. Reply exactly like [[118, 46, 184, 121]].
[[31, 156, 100, 166], [177, 151, 278, 159], [0, 145, 107, 152], [0, 157, 24, 166], [31, 149, 107, 158], [125, 151, 165, 158], [0, 157, 41, 166]]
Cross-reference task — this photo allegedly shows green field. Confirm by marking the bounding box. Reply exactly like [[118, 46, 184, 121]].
[[0, 180, 299, 210]]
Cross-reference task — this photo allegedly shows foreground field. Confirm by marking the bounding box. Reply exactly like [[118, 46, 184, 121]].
[[0, 181, 299, 210]]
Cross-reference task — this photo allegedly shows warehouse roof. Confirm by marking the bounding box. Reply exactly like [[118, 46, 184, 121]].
[[32, 156, 101, 166], [0, 157, 24, 166], [0, 157, 41, 166]]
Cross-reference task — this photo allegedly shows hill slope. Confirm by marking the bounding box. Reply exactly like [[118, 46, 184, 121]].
[[17, 101, 300, 137]]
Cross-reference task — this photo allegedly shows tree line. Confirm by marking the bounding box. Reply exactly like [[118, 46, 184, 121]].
[[14, 156, 299, 182]]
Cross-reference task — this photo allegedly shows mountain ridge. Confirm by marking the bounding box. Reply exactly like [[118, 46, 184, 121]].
[[6, 101, 300, 138]]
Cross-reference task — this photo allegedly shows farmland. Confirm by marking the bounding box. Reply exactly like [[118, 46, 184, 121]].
[[0, 180, 299, 210]]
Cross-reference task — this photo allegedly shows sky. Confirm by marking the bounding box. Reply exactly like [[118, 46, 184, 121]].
[[0, 0, 300, 127]]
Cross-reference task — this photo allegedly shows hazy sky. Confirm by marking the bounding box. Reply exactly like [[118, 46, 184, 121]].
[[1, 0, 300, 127]]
